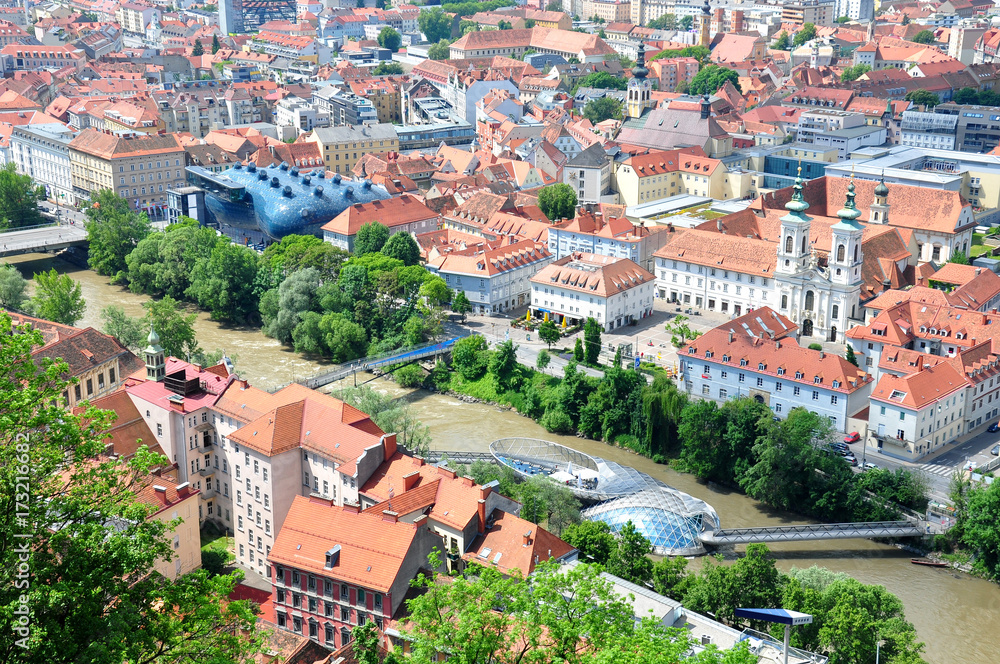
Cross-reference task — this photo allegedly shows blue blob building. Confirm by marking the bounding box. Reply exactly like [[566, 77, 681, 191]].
[[187, 162, 391, 243]]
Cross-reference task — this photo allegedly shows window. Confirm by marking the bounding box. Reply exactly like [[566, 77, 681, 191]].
[[793, 386, 801, 396], [775, 382, 782, 391], [277, 612, 286, 628], [303, 472, 310, 486], [738, 373, 745, 382], [236, 466, 240, 479], [341, 607, 350, 622], [775, 403, 782, 413], [253, 460, 259, 474], [237, 490, 242, 505], [238, 515, 244, 530], [720, 388, 728, 398], [374, 594, 382, 612], [292, 616, 301, 634], [812, 391, 819, 401], [756, 377, 763, 387], [156, 423, 162, 436], [831, 395, 838, 405], [263, 468, 268, 482]]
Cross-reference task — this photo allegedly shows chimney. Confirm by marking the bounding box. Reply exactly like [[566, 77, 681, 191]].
[[309, 494, 335, 506], [460, 476, 474, 487], [700, 95, 711, 120], [522, 531, 532, 546], [479, 485, 492, 501], [402, 471, 420, 491], [153, 485, 167, 494], [477, 499, 487, 533], [437, 466, 457, 479], [775, 341, 781, 350], [728, 329, 734, 343], [382, 432, 397, 458], [976, 268, 982, 276], [176, 482, 190, 496], [342, 503, 360, 514], [382, 510, 398, 523], [820, 351, 825, 359]]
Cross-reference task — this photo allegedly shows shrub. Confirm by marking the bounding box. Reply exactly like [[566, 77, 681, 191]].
[[540, 406, 574, 434], [201, 548, 232, 577], [808, 343, 823, 351], [393, 363, 425, 388]]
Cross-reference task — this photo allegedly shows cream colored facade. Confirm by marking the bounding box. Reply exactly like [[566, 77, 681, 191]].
[[615, 161, 740, 207], [307, 124, 399, 175], [64, 360, 125, 409], [583, 0, 632, 23], [152, 490, 201, 580]]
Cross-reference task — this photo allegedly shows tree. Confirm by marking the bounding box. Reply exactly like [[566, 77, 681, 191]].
[[845, 345, 858, 367], [497, 19, 512, 29], [352, 621, 382, 664], [912, 29, 935, 44], [582, 96, 622, 124], [840, 63, 871, 82], [85, 189, 152, 279], [192, 38, 204, 56], [378, 26, 402, 52], [0, 263, 28, 310], [355, 221, 390, 255], [536, 349, 551, 369], [835, 15, 851, 22], [382, 231, 421, 265], [537, 183, 578, 221], [126, 220, 220, 298], [949, 249, 970, 264], [419, 7, 453, 43], [427, 39, 452, 60], [678, 15, 693, 30], [489, 340, 520, 391], [371, 61, 404, 75], [319, 312, 369, 361], [583, 317, 601, 365], [0, 163, 43, 230], [101, 305, 146, 353], [573, 337, 584, 362], [792, 22, 816, 47], [186, 242, 260, 324], [684, 544, 784, 629], [577, 71, 627, 91], [451, 290, 471, 322], [31, 269, 85, 326], [452, 334, 489, 380], [954, 477, 1000, 579], [953, 87, 980, 104], [689, 65, 741, 95], [904, 88, 940, 107], [561, 520, 615, 564], [143, 295, 199, 359], [211, 33, 221, 53], [335, 385, 431, 455], [538, 320, 560, 348], [263, 267, 321, 344], [546, 0, 562, 9], [261, 232, 347, 279], [0, 313, 264, 663], [460, 19, 479, 35], [651, 556, 690, 600], [606, 520, 654, 585], [647, 13, 677, 29], [664, 314, 701, 348], [771, 30, 790, 50]]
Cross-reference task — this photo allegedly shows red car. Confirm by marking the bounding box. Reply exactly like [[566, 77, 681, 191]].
[[844, 432, 861, 444]]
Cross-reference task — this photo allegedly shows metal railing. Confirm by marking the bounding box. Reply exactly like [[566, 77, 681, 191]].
[[698, 521, 924, 545]]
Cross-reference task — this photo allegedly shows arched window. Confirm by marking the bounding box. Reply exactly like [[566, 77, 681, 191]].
[[854, 244, 859, 262], [832, 304, 839, 320], [801, 235, 808, 254], [785, 236, 793, 253], [836, 244, 845, 262], [805, 290, 815, 311], [781, 294, 788, 309]]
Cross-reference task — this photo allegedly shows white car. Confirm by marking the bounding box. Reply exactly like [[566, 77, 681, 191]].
[[863, 462, 878, 471]]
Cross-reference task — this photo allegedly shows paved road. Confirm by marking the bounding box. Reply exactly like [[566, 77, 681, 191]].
[[0, 223, 88, 256]]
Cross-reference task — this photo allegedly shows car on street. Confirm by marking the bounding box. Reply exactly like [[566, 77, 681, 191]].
[[863, 462, 879, 471], [844, 431, 861, 444], [992, 444, 1000, 456], [844, 455, 858, 466], [989, 422, 1000, 433]]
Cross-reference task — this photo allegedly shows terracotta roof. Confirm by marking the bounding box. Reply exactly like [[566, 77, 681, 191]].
[[463, 510, 574, 575], [69, 128, 183, 159], [428, 239, 552, 278], [133, 470, 199, 517], [87, 389, 165, 459], [869, 361, 966, 409], [530, 253, 653, 298], [269, 496, 420, 593], [654, 228, 776, 276], [31, 326, 142, 380], [321, 194, 438, 236]]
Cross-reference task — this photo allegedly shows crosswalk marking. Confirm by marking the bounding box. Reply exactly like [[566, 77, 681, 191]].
[[916, 463, 958, 477]]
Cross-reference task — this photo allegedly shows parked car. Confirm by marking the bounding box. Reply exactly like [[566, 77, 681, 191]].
[[844, 431, 861, 444], [992, 444, 1000, 456], [989, 422, 999, 433], [863, 462, 879, 471], [830, 442, 849, 451], [844, 455, 858, 466], [837, 448, 852, 456]]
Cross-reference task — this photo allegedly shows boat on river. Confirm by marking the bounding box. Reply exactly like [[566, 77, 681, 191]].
[[911, 558, 949, 567]]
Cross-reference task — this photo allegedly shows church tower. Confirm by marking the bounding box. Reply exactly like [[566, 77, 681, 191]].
[[775, 166, 812, 276], [626, 43, 652, 120], [830, 177, 864, 288], [144, 326, 166, 381], [869, 175, 891, 224], [699, 0, 712, 48]]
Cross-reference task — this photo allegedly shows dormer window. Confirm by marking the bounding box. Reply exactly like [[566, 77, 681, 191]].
[[777, 368, 785, 376], [814, 376, 821, 384], [722, 354, 730, 362], [758, 362, 766, 370], [795, 371, 803, 379], [740, 359, 748, 367], [832, 380, 840, 389], [706, 351, 713, 358]]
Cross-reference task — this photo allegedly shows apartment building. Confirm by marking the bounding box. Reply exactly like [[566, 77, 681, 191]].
[[152, 83, 233, 139], [10, 122, 78, 206], [68, 129, 185, 217], [116, 3, 160, 34], [529, 253, 656, 331], [307, 124, 399, 175], [563, 143, 611, 206], [0, 44, 86, 73], [321, 194, 438, 252], [547, 209, 668, 272], [615, 149, 731, 207]]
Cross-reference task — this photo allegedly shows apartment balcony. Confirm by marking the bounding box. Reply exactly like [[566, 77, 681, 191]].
[[198, 466, 215, 477]]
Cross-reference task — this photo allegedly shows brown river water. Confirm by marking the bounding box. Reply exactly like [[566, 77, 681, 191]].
[[9, 252, 1000, 664]]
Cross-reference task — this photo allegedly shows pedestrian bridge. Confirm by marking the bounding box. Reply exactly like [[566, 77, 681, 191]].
[[698, 521, 925, 546], [278, 336, 465, 392], [0, 223, 88, 257]]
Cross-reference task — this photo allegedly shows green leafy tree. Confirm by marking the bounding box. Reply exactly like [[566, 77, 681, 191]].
[[978, 89, 1000, 106], [452, 334, 489, 380], [451, 290, 471, 322], [954, 477, 1000, 579], [689, 65, 741, 95], [186, 242, 260, 324], [953, 87, 979, 104], [460, 19, 479, 34], [31, 268, 85, 325], [911, 29, 935, 44], [538, 319, 560, 348], [684, 543, 784, 628], [577, 71, 627, 91], [949, 249, 970, 264], [419, 7, 453, 43], [582, 96, 622, 124], [352, 620, 382, 664], [0, 263, 28, 310], [651, 556, 690, 600], [538, 182, 578, 221], [845, 344, 858, 367], [606, 520, 654, 585], [319, 312, 369, 361], [427, 39, 452, 60], [371, 61, 404, 75], [382, 231, 421, 265], [561, 520, 615, 564], [192, 38, 204, 56], [679, 15, 693, 30], [0, 313, 264, 663], [143, 295, 199, 359], [573, 337, 584, 361], [355, 221, 390, 255], [0, 162, 43, 230], [378, 26, 402, 52], [904, 88, 940, 107], [647, 13, 677, 29], [126, 220, 220, 298], [835, 15, 850, 22], [840, 63, 871, 82], [100, 305, 146, 353], [263, 267, 321, 344], [536, 349, 551, 369], [642, 375, 687, 457], [86, 189, 152, 279], [489, 339, 519, 391], [497, 19, 512, 29], [261, 232, 348, 279], [664, 314, 701, 348], [335, 385, 431, 455], [211, 33, 221, 53], [771, 30, 790, 50], [583, 317, 601, 364], [546, 0, 562, 9], [792, 22, 816, 47]]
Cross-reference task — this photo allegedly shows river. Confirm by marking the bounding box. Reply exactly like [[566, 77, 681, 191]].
[[9, 252, 1000, 664]]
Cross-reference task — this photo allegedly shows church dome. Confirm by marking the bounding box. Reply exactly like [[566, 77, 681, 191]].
[[874, 177, 889, 197], [147, 326, 161, 347]]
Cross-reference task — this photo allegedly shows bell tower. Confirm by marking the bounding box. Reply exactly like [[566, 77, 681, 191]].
[[870, 174, 891, 224], [830, 177, 864, 288], [699, 0, 712, 48], [144, 326, 166, 381], [775, 166, 812, 275], [626, 43, 652, 120]]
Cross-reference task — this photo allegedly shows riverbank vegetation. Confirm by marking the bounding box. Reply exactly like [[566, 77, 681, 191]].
[[415, 339, 927, 526], [939, 474, 1000, 580]]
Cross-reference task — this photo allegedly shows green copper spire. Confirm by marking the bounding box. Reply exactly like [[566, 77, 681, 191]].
[[783, 165, 810, 216], [835, 178, 862, 225]]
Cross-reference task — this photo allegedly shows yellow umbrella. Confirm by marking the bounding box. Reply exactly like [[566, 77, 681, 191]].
[[544, 312, 549, 323], [562, 316, 567, 328], [526, 309, 531, 321]]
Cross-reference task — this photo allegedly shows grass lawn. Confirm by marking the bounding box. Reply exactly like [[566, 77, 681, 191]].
[[200, 522, 232, 556], [971, 243, 992, 257]]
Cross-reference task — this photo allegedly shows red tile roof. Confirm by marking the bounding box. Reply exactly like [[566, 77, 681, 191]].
[[321, 194, 438, 236], [530, 253, 653, 298], [463, 510, 574, 575]]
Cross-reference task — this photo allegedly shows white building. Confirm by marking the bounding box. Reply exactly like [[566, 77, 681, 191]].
[[563, 143, 611, 206], [275, 97, 330, 134], [530, 252, 656, 331], [10, 122, 79, 206], [835, 0, 873, 21], [679, 307, 873, 432], [428, 240, 554, 314], [548, 209, 669, 272]]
